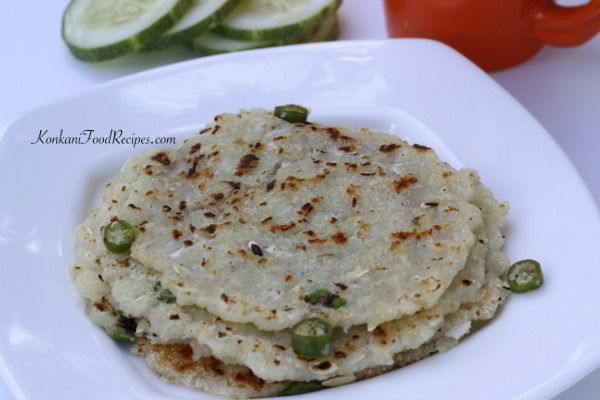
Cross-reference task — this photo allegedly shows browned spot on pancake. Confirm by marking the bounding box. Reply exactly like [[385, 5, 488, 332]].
[[331, 231, 348, 245], [269, 222, 296, 233], [151, 152, 171, 166], [392, 174, 418, 194], [189, 143, 201, 154], [201, 224, 217, 235], [379, 143, 401, 153], [389, 224, 445, 251], [372, 327, 388, 345], [324, 127, 354, 142], [231, 370, 266, 391], [338, 145, 357, 153], [297, 202, 314, 217], [412, 143, 431, 151], [235, 154, 260, 176]]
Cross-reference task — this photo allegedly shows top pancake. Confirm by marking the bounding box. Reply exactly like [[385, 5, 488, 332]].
[[86, 108, 493, 331]]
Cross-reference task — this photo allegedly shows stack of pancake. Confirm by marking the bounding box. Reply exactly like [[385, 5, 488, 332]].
[[71, 108, 510, 398]]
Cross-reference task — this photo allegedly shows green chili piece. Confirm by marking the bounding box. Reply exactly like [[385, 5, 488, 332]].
[[306, 289, 330, 304], [111, 316, 137, 344], [103, 219, 135, 253], [279, 381, 323, 396], [306, 289, 346, 309], [330, 297, 346, 309], [153, 282, 177, 304], [274, 104, 310, 123], [291, 317, 332, 357], [111, 327, 136, 344], [507, 259, 543, 293]]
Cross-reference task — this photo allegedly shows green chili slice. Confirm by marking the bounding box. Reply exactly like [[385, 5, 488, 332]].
[[103, 219, 135, 253], [279, 381, 323, 396], [111, 316, 137, 344], [111, 327, 136, 344], [507, 259, 543, 293], [291, 317, 332, 357], [274, 104, 310, 123], [306, 289, 346, 309], [153, 282, 177, 303], [330, 297, 346, 308]]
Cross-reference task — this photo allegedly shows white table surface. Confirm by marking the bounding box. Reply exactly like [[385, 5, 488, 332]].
[[1, 1, 599, 399]]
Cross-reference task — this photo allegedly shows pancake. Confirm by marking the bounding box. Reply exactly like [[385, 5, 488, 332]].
[[71, 107, 510, 398]]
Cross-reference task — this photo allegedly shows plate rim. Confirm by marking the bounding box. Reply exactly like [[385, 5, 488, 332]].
[[2, 38, 600, 400]]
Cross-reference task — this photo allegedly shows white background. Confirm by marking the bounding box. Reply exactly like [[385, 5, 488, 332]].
[[1, 0, 599, 399]]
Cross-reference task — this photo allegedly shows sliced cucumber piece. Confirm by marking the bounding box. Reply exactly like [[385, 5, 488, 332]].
[[213, 0, 340, 41], [190, 31, 283, 55], [62, 0, 193, 61], [303, 9, 339, 42], [191, 10, 338, 56], [142, 0, 243, 51]]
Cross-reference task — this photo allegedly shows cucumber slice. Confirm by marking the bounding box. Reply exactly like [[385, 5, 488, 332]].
[[62, 0, 193, 61], [304, 10, 339, 42], [190, 31, 283, 56], [142, 0, 243, 51], [191, 11, 338, 56], [213, 0, 340, 41]]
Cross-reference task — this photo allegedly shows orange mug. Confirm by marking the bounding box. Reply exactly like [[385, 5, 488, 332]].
[[384, 0, 600, 71]]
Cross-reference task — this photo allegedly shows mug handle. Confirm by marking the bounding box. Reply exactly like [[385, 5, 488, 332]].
[[532, 0, 600, 47]]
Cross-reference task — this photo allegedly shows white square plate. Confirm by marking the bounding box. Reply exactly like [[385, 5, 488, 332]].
[[1, 39, 600, 400]]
